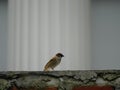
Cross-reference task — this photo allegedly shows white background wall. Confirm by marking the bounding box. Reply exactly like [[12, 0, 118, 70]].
[[0, 0, 120, 70], [7, 0, 91, 71]]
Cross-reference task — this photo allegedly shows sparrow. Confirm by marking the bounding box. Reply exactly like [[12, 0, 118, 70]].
[[44, 53, 64, 71]]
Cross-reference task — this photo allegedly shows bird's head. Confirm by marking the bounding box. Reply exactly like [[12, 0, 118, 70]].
[[56, 53, 64, 57]]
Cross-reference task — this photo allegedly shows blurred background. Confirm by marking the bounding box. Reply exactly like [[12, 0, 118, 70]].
[[0, 0, 120, 71]]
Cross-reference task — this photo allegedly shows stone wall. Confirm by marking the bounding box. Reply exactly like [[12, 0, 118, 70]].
[[0, 70, 120, 90]]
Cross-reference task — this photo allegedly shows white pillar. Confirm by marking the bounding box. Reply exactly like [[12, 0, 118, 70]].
[[8, 0, 91, 71]]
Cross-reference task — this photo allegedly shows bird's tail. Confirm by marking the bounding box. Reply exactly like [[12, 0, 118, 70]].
[[44, 68, 49, 71], [44, 68, 47, 71], [44, 67, 53, 71]]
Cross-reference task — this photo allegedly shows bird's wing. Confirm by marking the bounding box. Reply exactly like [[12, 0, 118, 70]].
[[44, 58, 56, 69]]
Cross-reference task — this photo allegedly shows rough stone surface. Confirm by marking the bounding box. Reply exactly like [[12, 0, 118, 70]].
[[0, 70, 120, 90]]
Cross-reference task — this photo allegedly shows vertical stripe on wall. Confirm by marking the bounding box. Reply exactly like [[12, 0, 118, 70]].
[[8, 0, 91, 71]]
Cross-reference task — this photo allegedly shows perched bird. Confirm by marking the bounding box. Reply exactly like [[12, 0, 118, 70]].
[[44, 53, 64, 71]]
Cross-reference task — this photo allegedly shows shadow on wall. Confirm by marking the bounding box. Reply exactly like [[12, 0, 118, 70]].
[[0, 0, 8, 70]]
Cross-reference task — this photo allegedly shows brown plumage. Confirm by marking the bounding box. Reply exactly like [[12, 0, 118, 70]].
[[44, 53, 64, 71]]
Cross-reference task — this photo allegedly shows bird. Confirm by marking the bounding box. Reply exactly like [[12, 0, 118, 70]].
[[44, 53, 64, 71]]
